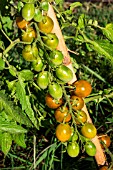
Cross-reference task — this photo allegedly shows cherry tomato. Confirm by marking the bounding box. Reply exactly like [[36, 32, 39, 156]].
[[56, 123, 72, 142], [56, 65, 73, 83], [22, 45, 38, 61], [67, 142, 79, 157], [45, 94, 63, 109], [75, 110, 87, 124], [81, 123, 97, 139], [34, 8, 43, 22], [49, 50, 63, 66], [99, 166, 108, 170], [54, 106, 71, 123], [22, 3, 35, 21], [85, 141, 96, 156], [36, 71, 49, 89], [73, 80, 92, 98], [71, 95, 84, 111], [98, 134, 111, 149], [16, 16, 30, 29], [48, 83, 62, 100], [32, 57, 43, 72], [43, 33, 59, 49], [38, 15, 54, 33], [21, 27, 36, 43], [41, 1, 49, 11]]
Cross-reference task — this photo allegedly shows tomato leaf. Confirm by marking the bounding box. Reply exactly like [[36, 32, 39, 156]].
[[0, 57, 5, 71], [1, 132, 12, 155], [0, 90, 32, 126], [13, 133, 26, 148], [18, 69, 34, 81], [16, 77, 38, 129], [101, 23, 113, 42], [0, 121, 27, 134], [70, 2, 82, 11]]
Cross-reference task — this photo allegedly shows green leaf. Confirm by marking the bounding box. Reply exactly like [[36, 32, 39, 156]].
[[9, 65, 17, 77], [92, 40, 113, 64], [101, 23, 113, 42], [70, 2, 82, 11], [0, 90, 32, 126], [78, 14, 85, 29], [0, 57, 5, 70], [18, 69, 34, 81], [1, 132, 12, 155], [13, 133, 26, 148], [16, 77, 38, 129], [0, 121, 27, 133]]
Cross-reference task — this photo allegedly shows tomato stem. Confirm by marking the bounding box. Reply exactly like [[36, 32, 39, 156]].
[[1, 29, 12, 43]]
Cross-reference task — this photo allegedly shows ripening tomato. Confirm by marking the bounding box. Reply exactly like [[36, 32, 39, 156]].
[[21, 27, 36, 43], [38, 15, 54, 33], [48, 83, 62, 100], [22, 45, 38, 61], [32, 57, 43, 72], [36, 71, 49, 89], [54, 106, 71, 123], [81, 123, 97, 139], [85, 141, 96, 156], [43, 33, 59, 49], [16, 16, 30, 29], [45, 94, 63, 109], [75, 110, 87, 124], [22, 3, 35, 21], [56, 65, 73, 83], [49, 50, 63, 66], [99, 166, 108, 170], [98, 134, 111, 149], [67, 142, 79, 157], [71, 95, 84, 111], [56, 123, 72, 142], [73, 80, 92, 98]]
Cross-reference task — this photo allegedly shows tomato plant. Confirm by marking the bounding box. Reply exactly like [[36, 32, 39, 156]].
[[67, 142, 80, 157], [81, 123, 97, 139], [75, 110, 87, 124], [22, 45, 38, 61], [45, 94, 63, 109], [22, 3, 35, 21], [48, 82, 62, 99], [49, 50, 63, 66], [16, 16, 30, 29], [36, 71, 49, 89], [54, 106, 71, 123], [37, 15, 54, 33], [56, 123, 72, 142], [71, 95, 84, 111], [73, 80, 92, 98], [32, 57, 43, 72]]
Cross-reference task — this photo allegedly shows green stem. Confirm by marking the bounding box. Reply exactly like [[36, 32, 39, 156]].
[[3, 38, 20, 56], [1, 29, 12, 43], [84, 92, 113, 103]]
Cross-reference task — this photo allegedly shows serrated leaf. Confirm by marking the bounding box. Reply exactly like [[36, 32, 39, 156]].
[[13, 133, 26, 148], [101, 23, 113, 42], [0, 121, 27, 133], [92, 40, 113, 64], [70, 2, 82, 11], [0, 90, 32, 126], [18, 69, 34, 81], [16, 78, 38, 129], [1, 132, 12, 155], [78, 14, 85, 29]]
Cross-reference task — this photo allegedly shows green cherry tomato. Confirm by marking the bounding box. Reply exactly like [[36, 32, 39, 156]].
[[21, 27, 36, 43], [56, 65, 73, 83], [32, 57, 43, 72], [38, 16, 54, 33], [43, 33, 59, 49], [67, 142, 80, 157], [22, 3, 35, 21], [36, 71, 49, 89], [22, 45, 38, 61], [49, 50, 63, 66], [81, 123, 97, 139], [48, 83, 62, 99], [85, 141, 96, 156], [41, 1, 49, 11], [34, 8, 43, 22]]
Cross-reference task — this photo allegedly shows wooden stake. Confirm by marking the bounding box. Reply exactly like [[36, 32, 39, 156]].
[[48, 4, 106, 165]]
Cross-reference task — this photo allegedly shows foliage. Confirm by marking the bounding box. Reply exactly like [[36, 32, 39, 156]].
[[0, 0, 113, 170]]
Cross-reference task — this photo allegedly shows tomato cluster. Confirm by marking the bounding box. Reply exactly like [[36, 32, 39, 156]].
[[16, 0, 98, 159]]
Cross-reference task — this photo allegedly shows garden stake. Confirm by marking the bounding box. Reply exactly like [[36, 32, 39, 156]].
[[48, 4, 106, 166]]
